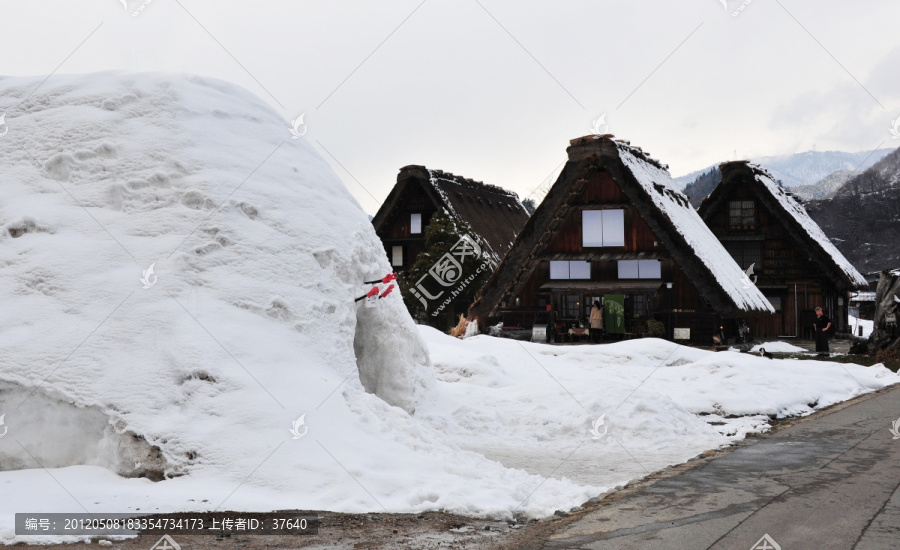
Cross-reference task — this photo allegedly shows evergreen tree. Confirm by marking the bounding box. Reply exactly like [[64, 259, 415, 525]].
[[522, 198, 536, 214], [398, 210, 493, 322], [683, 168, 722, 207]]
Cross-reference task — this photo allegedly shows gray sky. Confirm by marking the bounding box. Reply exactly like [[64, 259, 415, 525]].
[[2, 0, 899, 213]]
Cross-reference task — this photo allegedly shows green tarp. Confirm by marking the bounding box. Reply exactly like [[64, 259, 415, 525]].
[[604, 294, 625, 334]]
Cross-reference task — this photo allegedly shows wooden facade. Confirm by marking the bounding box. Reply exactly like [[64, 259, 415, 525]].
[[699, 161, 867, 339], [471, 136, 773, 345], [372, 176, 436, 273]]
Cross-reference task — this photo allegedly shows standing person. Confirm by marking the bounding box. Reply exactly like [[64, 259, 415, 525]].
[[813, 307, 832, 354], [589, 300, 604, 343]]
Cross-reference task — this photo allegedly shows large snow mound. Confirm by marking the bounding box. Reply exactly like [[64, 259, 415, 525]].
[[0, 73, 597, 543]]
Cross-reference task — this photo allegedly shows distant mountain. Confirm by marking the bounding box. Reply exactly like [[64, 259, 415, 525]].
[[672, 148, 893, 190], [683, 168, 722, 208], [833, 147, 900, 198], [805, 147, 900, 274], [673, 167, 719, 190], [790, 170, 858, 201]]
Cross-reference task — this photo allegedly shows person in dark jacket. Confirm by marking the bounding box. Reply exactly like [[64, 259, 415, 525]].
[[813, 307, 832, 354]]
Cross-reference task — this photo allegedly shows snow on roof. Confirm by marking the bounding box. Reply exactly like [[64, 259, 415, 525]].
[[616, 143, 775, 313], [424, 168, 527, 262], [850, 291, 877, 302], [751, 165, 868, 287]]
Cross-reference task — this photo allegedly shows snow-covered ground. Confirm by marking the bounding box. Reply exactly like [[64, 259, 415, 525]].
[[1, 72, 898, 545], [749, 341, 808, 353], [419, 328, 896, 490]]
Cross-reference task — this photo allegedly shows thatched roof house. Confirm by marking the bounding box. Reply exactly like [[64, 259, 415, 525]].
[[372, 165, 529, 268], [470, 136, 772, 343], [372, 165, 529, 329], [698, 161, 866, 337]]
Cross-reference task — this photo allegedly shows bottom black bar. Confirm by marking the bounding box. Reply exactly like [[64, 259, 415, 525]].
[[15, 513, 319, 535]]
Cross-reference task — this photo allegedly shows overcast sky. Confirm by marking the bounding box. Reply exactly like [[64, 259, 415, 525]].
[[2, 0, 899, 214]]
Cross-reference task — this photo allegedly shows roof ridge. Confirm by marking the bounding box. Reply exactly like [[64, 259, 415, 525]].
[[613, 139, 670, 173], [426, 167, 521, 199]]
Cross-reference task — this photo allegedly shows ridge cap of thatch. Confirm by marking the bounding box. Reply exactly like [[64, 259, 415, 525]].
[[376, 165, 529, 263], [424, 167, 522, 200]]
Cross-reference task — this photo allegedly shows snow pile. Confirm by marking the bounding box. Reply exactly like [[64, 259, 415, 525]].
[[615, 144, 775, 314], [752, 166, 868, 287], [750, 341, 808, 353], [0, 73, 593, 543], [419, 328, 899, 489]]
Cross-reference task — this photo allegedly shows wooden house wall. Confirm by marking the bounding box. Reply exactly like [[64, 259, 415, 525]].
[[704, 184, 844, 338], [544, 173, 659, 253], [376, 179, 438, 271]]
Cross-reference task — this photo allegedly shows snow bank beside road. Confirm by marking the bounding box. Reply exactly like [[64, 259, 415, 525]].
[[419, 329, 899, 489]]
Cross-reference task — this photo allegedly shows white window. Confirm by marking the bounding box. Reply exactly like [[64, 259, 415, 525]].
[[391, 245, 403, 267], [618, 260, 639, 279], [550, 261, 591, 280], [550, 261, 569, 280], [410, 213, 422, 234], [569, 261, 591, 279], [582, 210, 604, 247], [638, 259, 661, 279], [602, 210, 625, 246], [582, 209, 625, 247], [617, 259, 661, 279]]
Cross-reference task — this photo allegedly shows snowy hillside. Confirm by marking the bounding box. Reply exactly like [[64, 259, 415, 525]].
[[790, 169, 859, 200], [806, 146, 900, 272]]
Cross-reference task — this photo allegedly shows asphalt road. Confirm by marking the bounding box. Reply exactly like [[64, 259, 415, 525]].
[[540, 383, 900, 550]]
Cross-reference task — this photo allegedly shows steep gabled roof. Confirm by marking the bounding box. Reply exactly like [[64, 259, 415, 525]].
[[470, 136, 774, 319], [371, 165, 529, 261], [699, 161, 867, 289]]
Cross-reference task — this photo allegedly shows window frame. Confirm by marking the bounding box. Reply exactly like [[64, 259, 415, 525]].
[[391, 245, 404, 267], [410, 213, 422, 234], [582, 209, 625, 247], [549, 260, 591, 280], [617, 259, 661, 279], [728, 200, 756, 230]]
